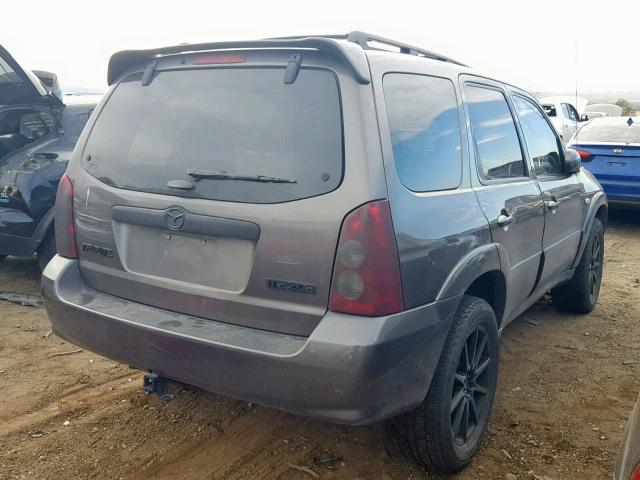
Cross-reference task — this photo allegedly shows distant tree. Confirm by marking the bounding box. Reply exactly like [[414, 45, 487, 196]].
[[615, 98, 633, 116]]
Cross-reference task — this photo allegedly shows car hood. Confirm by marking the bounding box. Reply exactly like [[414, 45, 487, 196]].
[[0, 44, 52, 106]]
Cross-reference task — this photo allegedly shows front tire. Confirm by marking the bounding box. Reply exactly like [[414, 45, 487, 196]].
[[386, 296, 499, 472], [551, 218, 604, 314]]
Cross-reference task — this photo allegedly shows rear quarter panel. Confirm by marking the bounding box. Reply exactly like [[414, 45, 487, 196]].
[[367, 53, 493, 309]]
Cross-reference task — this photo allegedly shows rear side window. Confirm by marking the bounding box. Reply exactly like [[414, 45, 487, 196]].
[[83, 67, 343, 204], [513, 96, 562, 176], [465, 85, 525, 180], [383, 74, 462, 192], [575, 121, 640, 144]]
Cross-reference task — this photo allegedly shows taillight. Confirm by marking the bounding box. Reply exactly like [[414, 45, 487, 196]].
[[329, 200, 403, 316], [192, 54, 246, 65], [631, 464, 640, 480], [55, 174, 78, 258], [573, 148, 593, 161]]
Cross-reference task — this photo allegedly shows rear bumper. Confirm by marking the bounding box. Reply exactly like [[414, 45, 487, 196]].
[[595, 178, 640, 206], [42, 256, 458, 425]]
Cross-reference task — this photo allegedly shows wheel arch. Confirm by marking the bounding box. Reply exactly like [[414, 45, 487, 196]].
[[463, 270, 507, 329], [572, 192, 607, 269], [436, 244, 506, 327]]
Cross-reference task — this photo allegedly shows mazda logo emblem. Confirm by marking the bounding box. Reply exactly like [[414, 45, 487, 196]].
[[164, 207, 185, 230], [613, 148, 624, 154]]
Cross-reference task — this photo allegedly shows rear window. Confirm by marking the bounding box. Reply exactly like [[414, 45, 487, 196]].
[[383, 73, 462, 192], [83, 67, 343, 203], [574, 120, 640, 144], [0, 56, 31, 102]]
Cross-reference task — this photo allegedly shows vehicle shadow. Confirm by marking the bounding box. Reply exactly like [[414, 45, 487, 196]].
[[0, 256, 41, 294], [607, 207, 640, 228]]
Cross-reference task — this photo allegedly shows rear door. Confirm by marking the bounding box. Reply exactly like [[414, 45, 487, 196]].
[[512, 94, 584, 287], [462, 78, 544, 323], [72, 50, 383, 337]]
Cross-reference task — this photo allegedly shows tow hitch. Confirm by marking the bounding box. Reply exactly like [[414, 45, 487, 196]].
[[142, 372, 175, 401]]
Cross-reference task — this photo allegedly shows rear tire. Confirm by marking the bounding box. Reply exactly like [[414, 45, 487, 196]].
[[386, 296, 499, 473], [551, 218, 604, 314], [37, 230, 56, 271]]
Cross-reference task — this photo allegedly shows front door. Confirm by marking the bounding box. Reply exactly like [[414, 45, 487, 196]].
[[512, 94, 584, 287], [462, 81, 545, 324]]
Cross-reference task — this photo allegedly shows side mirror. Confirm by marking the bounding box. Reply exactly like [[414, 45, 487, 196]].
[[580, 114, 589, 122], [563, 148, 581, 174]]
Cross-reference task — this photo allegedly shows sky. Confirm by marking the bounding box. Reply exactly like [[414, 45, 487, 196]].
[[2, 0, 637, 95]]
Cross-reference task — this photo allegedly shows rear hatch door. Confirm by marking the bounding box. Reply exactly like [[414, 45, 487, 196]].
[[73, 49, 379, 336], [0, 45, 50, 106]]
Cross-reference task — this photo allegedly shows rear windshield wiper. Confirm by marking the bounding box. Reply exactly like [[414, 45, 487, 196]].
[[187, 169, 297, 184]]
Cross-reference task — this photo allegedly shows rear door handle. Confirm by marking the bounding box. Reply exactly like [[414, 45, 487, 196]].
[[497, 212, 513, 227]]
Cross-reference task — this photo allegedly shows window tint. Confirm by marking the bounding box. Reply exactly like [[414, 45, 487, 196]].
[[383, 74, 462, 191], [83, 68, 343, 204], [575, 120, 640, 144], [514, 96, 562, 176], [465, 85, 525, 180]]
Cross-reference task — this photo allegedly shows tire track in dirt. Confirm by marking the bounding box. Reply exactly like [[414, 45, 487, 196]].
[[139, 409, 309, 480], [2, 212, 640, 480], [2, 372, 140, 435]]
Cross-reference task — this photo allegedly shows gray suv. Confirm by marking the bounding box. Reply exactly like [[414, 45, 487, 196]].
[[42, 32, 607, 473]]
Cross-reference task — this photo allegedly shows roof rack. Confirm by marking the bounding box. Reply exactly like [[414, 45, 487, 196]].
[[348, 31, 467, 66], [271, 31, 468, 67]]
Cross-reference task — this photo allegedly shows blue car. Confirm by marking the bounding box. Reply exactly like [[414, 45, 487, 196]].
[[569, 117, 640, 206]]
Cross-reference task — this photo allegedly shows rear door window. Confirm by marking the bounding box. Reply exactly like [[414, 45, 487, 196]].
[[83, 67, 343, 204], [465, 85, 526, 180], [383, 73, 462, 191]]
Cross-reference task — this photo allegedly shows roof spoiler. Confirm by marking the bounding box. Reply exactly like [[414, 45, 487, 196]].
[[107, 37, 371, 86]]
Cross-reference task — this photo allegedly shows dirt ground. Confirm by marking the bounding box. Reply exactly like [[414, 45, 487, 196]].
[[1, 210, 639, 480]]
